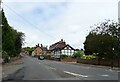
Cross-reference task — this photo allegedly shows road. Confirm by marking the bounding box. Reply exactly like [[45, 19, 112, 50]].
[[2, 56, 119, 81]]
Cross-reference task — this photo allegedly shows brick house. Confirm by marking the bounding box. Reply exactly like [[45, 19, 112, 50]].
[[32, 44, 48, 56]]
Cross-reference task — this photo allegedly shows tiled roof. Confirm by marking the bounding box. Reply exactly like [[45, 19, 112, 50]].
[[49, 39, 66, 51], [35, 44, 48, 51]]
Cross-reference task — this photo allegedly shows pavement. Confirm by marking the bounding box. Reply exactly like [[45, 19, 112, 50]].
[[2, 57, 24, 80], [1, 56, 120, 81], [67, 62, 120, 72]]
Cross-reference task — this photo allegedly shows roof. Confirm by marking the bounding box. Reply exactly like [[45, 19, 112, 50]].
[[42, 47, 48, 51], [49, 39, 75, 51], [34, 44, 48, 51], [49, 39, 66, 51], [62, 44, 75, 50]]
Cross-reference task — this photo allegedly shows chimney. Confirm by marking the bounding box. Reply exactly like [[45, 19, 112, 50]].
[[41, 44, 43, 47], [36, 45, 37, 47], [38, 43, 39, 47], [61, 39, 63, 42]]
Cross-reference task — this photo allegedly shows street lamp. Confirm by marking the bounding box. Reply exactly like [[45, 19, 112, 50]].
[[0, 24, 3, 27], [112, 48, 114, 51], [111, 47, 114, 68]]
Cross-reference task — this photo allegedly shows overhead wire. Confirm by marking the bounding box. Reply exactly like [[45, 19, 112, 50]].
[[2, 1, 56, 40]]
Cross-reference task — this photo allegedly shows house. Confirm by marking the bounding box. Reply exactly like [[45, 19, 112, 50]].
[[49, 39, 75, 58], [21, 48, 29, 56], [32, 44, 48, 56]]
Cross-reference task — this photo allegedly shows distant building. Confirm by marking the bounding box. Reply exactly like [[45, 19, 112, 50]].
[[32, 44, 48, 56], [49, 39, 75, 58], [21, 48, 29, 56], [118, 1, 120, 23]]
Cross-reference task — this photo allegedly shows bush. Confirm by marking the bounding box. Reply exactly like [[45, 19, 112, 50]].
[[33, 54, 51, 59], [81, 54, 96, 59], [2, 51, 10, 63], [61, 54, 68, 59], [73, 50, 84, 58], [42, 54, 51, 59], [34, 54, 42, 58]]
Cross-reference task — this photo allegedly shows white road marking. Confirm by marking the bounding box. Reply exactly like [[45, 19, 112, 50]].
[[101, 74, 109, 77], [49, 67, 56, 70], [109, 69, 113, 71], [63, 71, 88, 78], [39, 63, 41, 64], [45, 66, 56, 70]]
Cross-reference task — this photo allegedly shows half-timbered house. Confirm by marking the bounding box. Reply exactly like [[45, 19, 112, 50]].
[[49, 39, 75, 58]]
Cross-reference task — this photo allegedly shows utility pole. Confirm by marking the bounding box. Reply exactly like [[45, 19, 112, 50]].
[[118, 1, 120, 24], [0, 0, 2, 10]]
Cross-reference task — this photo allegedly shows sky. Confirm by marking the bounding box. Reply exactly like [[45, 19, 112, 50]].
[[2, 0, 120, 49]]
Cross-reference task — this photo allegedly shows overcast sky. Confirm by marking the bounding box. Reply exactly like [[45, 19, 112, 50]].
[[2, 0, 120, 49]]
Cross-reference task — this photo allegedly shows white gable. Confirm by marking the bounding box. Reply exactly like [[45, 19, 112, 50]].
[[63, 46, 72, 50]]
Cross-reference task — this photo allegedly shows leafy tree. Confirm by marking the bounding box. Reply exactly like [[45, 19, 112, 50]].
[[15, 32, 25, 55], [84, 20, 120, 67], [23, 47, 35, 55], [1, 9, 24, 58]]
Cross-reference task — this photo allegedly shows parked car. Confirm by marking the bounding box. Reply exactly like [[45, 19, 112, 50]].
[[38, 56, 44, 60]]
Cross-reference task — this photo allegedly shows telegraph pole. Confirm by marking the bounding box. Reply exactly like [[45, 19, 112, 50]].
[[118, 1, 120, 24], [0, 0, 3, 11], [0, 0, 2, 9]]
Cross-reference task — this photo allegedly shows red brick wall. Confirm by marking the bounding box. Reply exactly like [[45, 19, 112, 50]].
[[61, 58, 77, 62], [77, 58, 120, 67], [34, 47, 43, 55]]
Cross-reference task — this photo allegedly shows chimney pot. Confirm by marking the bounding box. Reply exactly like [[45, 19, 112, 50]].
[[61, 39, 63, 42]]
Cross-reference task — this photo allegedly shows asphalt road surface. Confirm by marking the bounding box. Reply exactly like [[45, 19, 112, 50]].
[[2, 56, 119, 81]]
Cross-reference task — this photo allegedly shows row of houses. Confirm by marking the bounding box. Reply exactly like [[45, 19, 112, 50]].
[[31, 39, 76, 58]]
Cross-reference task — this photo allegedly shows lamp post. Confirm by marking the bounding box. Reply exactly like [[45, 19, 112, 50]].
[[112, 47, 114, 51], [111, 47, 114, 68]]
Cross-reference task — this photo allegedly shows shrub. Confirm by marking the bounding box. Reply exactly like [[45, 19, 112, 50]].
[[33, 54, 51, 59], [42, 54, 51, 59], [2, 51, 10, 63], [61, 54, 68, 59], [73, 50, 85, 58], [81, 54, 96, 59]]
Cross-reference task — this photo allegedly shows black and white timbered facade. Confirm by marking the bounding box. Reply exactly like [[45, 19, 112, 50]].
[[49, 39, 75, 58]]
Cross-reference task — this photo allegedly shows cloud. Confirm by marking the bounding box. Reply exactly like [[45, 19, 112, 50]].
[[3, 0, 119, 3], [2, 0, 119, 49], [3, 0, 67, 2]]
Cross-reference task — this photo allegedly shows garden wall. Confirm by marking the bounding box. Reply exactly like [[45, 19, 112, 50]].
[[61, 58, 77, 62], [77, 58, 120, 67]]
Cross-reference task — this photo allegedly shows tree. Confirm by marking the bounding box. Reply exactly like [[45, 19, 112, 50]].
[[15, 32, 25, 56], [1, 9, 25, 58], [84, 20, 120, 67], [23, 47, 35, 55]]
